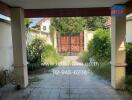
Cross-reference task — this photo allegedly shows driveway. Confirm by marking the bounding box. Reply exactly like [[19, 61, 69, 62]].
[[0, 65, 132, 100], [59, 56, 83, 65]]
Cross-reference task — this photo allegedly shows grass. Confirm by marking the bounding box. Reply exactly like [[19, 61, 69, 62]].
[[0, 70, 6, 87], [78, 51, 90, 64], [87, 62, 111, 81], [28, 64, 58, 75], [28, 76, 42, 87], [126, 75, 132, 92], [42, 45, 63, 65], [29, 76, 41, 83], [87, 62, 132, 92]]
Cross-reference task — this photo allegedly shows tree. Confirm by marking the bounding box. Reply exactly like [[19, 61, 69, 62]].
[[51, 17, 86, 35], [85, 16, 109, 31], [24, 18, 32, 31], [24, 18, 32, 44]]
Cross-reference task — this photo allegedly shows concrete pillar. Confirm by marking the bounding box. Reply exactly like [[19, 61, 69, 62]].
[[111, 16, 126, 89], [11, 8, 28, 88]]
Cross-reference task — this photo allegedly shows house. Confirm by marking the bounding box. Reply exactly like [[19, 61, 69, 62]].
[[27, 18, 52, 45]]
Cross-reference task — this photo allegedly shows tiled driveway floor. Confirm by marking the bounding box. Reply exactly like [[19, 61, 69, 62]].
[[0, 65, 132, 100]]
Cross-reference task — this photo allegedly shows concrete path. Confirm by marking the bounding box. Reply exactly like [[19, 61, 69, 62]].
[[59, 56, 83, 66], [0, 65, 132, 100]]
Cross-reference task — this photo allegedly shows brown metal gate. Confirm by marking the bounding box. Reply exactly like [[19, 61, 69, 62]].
[[57, 32, 84, 54]]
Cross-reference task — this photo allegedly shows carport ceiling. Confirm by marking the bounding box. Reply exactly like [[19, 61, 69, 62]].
[[1, 0, 128, 9]]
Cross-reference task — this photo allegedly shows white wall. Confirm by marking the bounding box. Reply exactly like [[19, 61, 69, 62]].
[[0, 21, 13, 70], [126, 20, 132, 43]]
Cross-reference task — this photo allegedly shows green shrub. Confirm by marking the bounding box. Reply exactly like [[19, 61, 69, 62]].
[[79, 29, 111, 64], [42, 45, 62, 65], [27, 63, 43, 71], [0, 69, 6, 87], [27, 37, 45, 65], [126, 43, 132, 75], [125, 43, 132, 92], [27, 37, 61, 72], [88, 29, 111, 62], [126, 76, 132, 91]]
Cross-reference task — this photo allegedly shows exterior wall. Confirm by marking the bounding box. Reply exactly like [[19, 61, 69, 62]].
[[0, 21, 13, 71], [40, 19, 51, 33], [84, 30, 94, 51], [126, 20, 132, 43], [27, 31, 52, 45]]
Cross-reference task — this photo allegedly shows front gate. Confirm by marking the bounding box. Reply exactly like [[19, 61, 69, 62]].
[[57, 32, 84, 54]]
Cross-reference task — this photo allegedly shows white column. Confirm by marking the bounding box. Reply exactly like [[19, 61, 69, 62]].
[[111, 15, 126, 89], [11, 8, 28, 88], [54, 31, 57, 49]]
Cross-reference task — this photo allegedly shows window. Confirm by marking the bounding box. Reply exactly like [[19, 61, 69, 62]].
[[43, 26, 46, 31]]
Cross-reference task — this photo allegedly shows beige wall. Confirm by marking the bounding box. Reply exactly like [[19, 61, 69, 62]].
[[27, 31, 52, 45], [126, 20, 132, 43], [0, 21, 13, 70], [84, 30, 94, 51]]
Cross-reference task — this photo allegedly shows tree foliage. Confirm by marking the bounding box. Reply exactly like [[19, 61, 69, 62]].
[[51, 17, 86, 34], [24, 18, 32, 29], [85, 16, 109, 31]]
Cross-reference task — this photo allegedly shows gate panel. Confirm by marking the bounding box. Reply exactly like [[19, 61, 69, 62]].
[[57, 32, 84, 53], [71, 35, 80, 52]]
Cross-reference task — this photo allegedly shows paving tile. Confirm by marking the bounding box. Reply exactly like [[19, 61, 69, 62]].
[[70, 93, 79, 99], [1, 63, 132, 100]]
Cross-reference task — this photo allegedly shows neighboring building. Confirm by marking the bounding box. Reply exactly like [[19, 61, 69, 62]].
[[37, 18, 51, 33], [126, 14, 132, 43], [28, 18, 52, 45]]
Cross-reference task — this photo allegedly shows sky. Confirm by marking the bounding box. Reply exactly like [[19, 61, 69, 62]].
[[0, 14, 10, 21], [0, 14, 43, 27], [30, 18, 43, 27]]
